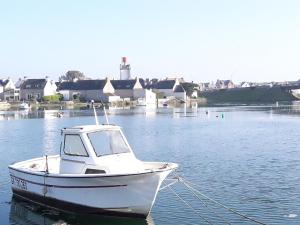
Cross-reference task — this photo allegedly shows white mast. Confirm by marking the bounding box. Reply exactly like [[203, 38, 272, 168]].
[[91, 100, 99, 125]]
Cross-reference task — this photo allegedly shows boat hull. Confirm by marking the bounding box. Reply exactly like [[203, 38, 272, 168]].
[[9, 168, 173, 218]]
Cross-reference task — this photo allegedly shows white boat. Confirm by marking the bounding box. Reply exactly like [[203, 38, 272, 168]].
[[8, 111, 178, 218], [19, 102, 30, 110]]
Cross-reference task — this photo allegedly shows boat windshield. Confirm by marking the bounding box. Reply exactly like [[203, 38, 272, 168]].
[[87, 130, 131, 156]]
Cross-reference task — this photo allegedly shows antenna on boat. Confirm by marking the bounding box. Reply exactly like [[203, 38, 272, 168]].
[[91, 100, 99, 125], [45, 155, 49, 174], [91, 100, 109, 125], [100, 100, 109, 124]]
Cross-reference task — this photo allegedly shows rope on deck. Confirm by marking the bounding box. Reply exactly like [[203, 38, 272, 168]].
[[180, 178, 268, 225]]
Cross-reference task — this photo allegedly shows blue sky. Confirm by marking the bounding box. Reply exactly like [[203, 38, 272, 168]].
[[1, 0, 300, 83]]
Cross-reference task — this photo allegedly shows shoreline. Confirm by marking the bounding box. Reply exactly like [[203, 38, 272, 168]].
[[0, 98, 207, 110]]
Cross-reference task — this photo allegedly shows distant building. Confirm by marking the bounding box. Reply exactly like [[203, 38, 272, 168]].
[[240, 82, 252, 88], [20, 78, 57, 101], [152, 78, 187, 101], [0, 78, 15, 91], [198, 82, 214, 91], [143, 89, 157, 105], [135, 89, 157, 106], [57, 82, 76, 101], [0, 78, 19, 101], [215, 79, 235, 89], [104, 93, 121, 103], [153, 79, 179, 96], [111, 78, 143, 99], [181, 82, 200, 98], [58, 79, 114, 102], [173, 84, 187, 101], [15, 77, 27, 89]]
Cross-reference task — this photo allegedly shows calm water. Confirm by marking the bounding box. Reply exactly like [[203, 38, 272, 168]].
[[0, 105, 300, 225]]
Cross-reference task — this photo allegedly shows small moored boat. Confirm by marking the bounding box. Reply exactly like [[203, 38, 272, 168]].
[[8, 108, 178, 218], [19, 102, 30, 110]]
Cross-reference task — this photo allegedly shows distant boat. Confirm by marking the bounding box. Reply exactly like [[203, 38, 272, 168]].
[[19, 102, 30, 110]]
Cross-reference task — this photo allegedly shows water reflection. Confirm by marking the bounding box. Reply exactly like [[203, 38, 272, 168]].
[[2, 104, 300, 225], [43, 113, 60, 155], [0, 110, 61, 121], [172, 106, 198, 118], [2, 103, 300, 121], [9, 196, 154, 225]]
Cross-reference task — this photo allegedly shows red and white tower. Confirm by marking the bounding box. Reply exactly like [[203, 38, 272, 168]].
[[120, 57, 131, 80]]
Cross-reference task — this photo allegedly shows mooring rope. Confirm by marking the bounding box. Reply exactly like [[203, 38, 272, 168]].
[[160, 179, 179, 191], [180, 182, 233, 225], [181, 178, 268, 225], [162, 176, 232, 225], [168, 185, 214, 225]]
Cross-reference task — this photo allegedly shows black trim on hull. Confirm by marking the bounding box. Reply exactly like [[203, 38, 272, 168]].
[[9, 166, 172, 178], [10, 174, 127, 188], [12, 188, 147, 219]]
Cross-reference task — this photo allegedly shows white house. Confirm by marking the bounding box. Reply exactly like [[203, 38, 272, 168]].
[[104, 93, 121, 103], [152, 78, 186, 101], [111, 78, 143, 99], [173, 85, 187, 102], [135, 89, 157, 106], [0, 78, 19, 101], [20, 78, 57, 101], [153, 79, 179, 97], [58, 79, 115, 102], [58, 82, 78, 101]]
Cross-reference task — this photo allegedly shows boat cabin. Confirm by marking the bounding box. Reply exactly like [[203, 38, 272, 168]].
[[59, 124, 144, 175]]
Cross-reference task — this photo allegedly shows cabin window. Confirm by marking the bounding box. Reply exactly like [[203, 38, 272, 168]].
[[88, 130, 130, 156], [63, 134, 88, 156]]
